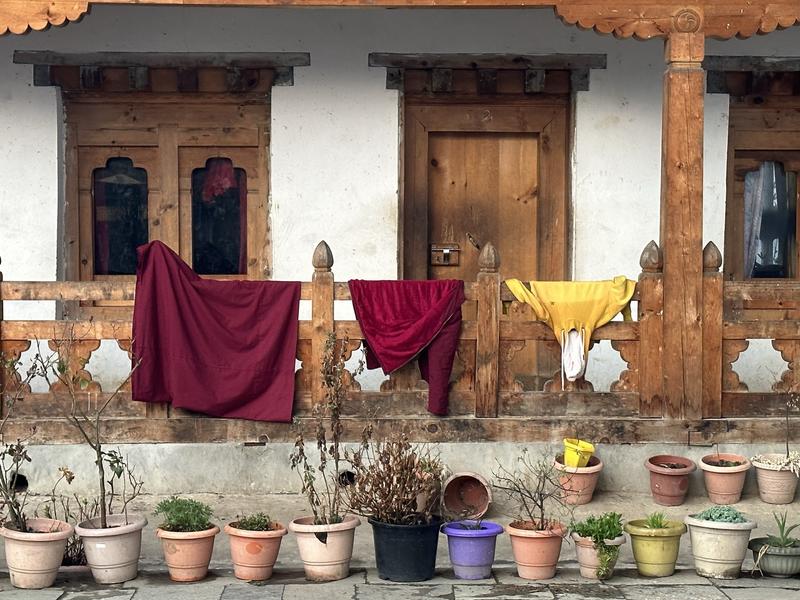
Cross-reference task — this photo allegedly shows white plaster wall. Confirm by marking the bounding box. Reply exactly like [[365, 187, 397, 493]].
[[0, 6, 799, 389]]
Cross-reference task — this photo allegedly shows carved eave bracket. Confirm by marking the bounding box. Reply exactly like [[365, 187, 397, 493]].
[[0, 1, 88, 35]]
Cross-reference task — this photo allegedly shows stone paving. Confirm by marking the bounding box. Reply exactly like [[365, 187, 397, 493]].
[[0, 567, 798, 600]]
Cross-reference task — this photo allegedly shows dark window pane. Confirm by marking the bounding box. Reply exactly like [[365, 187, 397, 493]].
[[191, 157, 247, 275], [92, 157, 149, 275]]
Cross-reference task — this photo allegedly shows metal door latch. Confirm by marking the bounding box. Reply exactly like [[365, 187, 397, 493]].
[[430, 244, 461, 266]]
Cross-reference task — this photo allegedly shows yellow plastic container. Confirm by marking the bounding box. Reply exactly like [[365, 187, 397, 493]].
[[563, 439, 595, 468]]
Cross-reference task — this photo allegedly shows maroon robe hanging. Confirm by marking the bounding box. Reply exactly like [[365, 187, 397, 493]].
[[348, 279, 465, 416], [132, 241, 300, 422]]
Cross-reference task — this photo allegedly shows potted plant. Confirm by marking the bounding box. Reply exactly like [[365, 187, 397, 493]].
[[0, 350, 74, 590], [699, 449, 750, 505], [553, 453, 603, 505], [154, 496, 220, 582], [749, 511, 800, 578], [644, 454, 696, 505], [685, 505, 757, 579], [493, 449, 571, 580], [288, 334, 361, 582], [440, 519, 503, 580], [571, 512, 625, 580], [45, 334, 147, 584], [624, 511, 686, 577], [225, 512, 287, 581], [346, 433, 445, 582], [751, 395, 800, 504], [563, 438, 594, 467]]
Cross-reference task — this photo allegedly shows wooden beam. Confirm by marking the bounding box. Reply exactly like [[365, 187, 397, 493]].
[[369, 53, 607, 71], [659, 28, 705, 421], [704, 56, 800, 72], [14, 51, 311, 68]]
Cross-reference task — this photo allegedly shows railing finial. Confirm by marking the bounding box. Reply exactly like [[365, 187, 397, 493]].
[[703, 241, 722, 273], [312, 241, 334, 272], [639, 240, 663, 273], [478, 243, 499, 273]]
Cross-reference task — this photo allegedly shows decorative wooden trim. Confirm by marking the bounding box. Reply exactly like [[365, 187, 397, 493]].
[[0, 1, 88, 35]]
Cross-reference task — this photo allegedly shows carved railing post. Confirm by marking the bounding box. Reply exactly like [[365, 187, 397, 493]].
[[702, 241, 723, 418], [638, 241, 664, 418], [311, 241, 335, 406], [475, 243, 500, 418]]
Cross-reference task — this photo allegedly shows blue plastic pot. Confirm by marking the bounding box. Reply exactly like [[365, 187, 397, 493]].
[[441, 520, 503, 580]]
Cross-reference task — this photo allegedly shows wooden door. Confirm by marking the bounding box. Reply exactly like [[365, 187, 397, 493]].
[[404, 101, 569, 389]]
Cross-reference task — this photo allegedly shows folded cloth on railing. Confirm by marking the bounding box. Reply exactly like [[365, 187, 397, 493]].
[[348, 279, 465, 416], [132, 241, 300, 422], [504, 277, 636, 386]]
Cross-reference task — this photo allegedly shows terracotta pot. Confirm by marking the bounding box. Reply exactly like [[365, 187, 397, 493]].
[[644, 455, 696, 506], [505, 520, 565, 580], [624, 519, 686, 577], [1, 518, 74, 589], [572, 533, 626, 580], [749, 538, 800, 578], [224, 521, 287, 581], [699, 454, 750, 504], [289, 515, 360, 582], [442, 472, 492, 519], [75, 514, 147, 584], [554, 454, 603, 505], [156, 525, 220, 582], [685, 513, 756, 579], [752, 454, 799, 504]]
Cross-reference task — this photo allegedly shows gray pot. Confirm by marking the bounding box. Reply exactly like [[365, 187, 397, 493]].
[[749, 538, 800, 578]]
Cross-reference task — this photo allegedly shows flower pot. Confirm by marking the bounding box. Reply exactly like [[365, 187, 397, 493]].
[[563, 438, 594, 467], [156, 525, 220, 582], [225, 521, 287, 581], [505, 520, 565, 580], [624, 519, 686, 577], [684, 513, 757, 579], [644, 455, 696, 506], [699, 454, 750, 505], [75, 514, 147, 584], [572, 532, 626, 580], [749, 538, 800, 578], [442, 472, 492, 519], [370, 517, 441, 582], [0, 518, 74, 589], [752, 454, 799, 504], [554, 454, 603, 505], [441, 520, 502, 580], [289, 515, 360, 582]]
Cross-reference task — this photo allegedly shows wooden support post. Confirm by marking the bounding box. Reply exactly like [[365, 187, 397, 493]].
[[660, 28, 705, 420], [702, 242, 723, 418], [637, 241, 664, 417], [311, 241, 335, 406], [475, 243, 500, 418]]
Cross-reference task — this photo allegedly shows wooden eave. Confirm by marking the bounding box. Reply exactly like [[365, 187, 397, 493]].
[[1, 1, 799, 40]]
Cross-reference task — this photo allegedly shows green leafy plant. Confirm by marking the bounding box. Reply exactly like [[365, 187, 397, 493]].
[[644, 511, 668, 530], [493, 449, 571, 532], [571, 512, 623, 580], [233, 512, 275, 532], [154, 497, 214, 532], [695, 505, 747, 523], [766, 511, 800, 548]]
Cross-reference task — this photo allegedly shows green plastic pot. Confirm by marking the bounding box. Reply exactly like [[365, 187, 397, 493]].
[[624, 519, 686, 577]]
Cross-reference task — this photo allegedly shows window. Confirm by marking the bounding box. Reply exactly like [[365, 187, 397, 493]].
[[64, 94, 269, 315], [724, 97, 800, 280]]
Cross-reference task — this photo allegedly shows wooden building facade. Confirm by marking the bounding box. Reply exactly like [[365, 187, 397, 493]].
[[1, 1, 800, 446]]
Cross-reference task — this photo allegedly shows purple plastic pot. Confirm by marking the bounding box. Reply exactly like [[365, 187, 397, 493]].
[[441, 520, 503, 580]]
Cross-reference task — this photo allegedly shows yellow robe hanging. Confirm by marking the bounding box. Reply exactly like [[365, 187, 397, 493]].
[[504, 276, 636, 358]]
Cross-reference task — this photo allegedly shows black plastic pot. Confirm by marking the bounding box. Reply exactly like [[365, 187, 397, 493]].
[[369, 517, 442, 582]]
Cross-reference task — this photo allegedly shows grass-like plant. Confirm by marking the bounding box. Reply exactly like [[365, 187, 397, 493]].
[[644, 511, 668, 529], [233, 512, 275, 532], [695, 505, 747, 523], [766, 511, 800, 548], [571, 512, 623, 580], [154, 497, 214, 532]]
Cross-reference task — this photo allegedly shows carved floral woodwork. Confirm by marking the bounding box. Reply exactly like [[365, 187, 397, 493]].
[[499, 340, 526, 392], [0, 1, 88, 35], [47, 338, 101, 393], [0, 340, 31, 395], [610, 340, 639, 392], [772, 339, 799, 393], [722, 339, 749, 392]]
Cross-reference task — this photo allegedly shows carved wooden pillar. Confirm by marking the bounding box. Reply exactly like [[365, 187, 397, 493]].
[[660, 11, 705, 420], [475, 243, 500, 418], [638, 241, 664, 417], [702, 241, 723, 418], [311, 241, 335, 406]]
